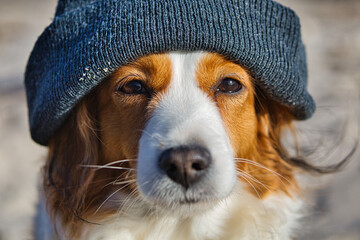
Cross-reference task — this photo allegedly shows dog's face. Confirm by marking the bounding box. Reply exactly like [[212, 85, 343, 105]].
[[98, 52, 257, 210], [46, 52, 296, 235]]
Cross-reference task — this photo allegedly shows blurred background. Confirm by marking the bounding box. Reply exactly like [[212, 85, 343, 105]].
[[0, 0, 359, 239]]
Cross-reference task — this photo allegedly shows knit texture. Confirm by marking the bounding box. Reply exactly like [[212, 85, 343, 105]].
[[25, 0, 315, 146]]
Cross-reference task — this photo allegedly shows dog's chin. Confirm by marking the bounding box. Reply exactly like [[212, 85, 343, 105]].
[[137, 182, 234, 217], [141, 195, 224, 217]]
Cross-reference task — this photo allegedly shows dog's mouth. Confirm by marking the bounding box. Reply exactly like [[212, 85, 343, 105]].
[[179, 197, 201, 204], [139, 188, 224, 216], [138, 178, 222, 208]]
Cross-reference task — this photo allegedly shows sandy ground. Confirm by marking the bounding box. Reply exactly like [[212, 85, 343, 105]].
[[0, 0, 359, 239]]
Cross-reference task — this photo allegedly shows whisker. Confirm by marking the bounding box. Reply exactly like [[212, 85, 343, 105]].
[[116, 188, 140, 216], [125, 169, 133, 179], [81, 165, 136, 171], [234, 158, 291, 185], [236, 169, 271, 192], [95, 183, 132, 214], [102, 159, 137, 166], [236, 170, 272, 192], [236, 172, 262, 199], [112, 179, 137, 185], [104, 173, 136, 188]]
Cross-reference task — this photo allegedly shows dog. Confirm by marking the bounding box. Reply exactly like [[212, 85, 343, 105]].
[[34, 52, 306, 240]]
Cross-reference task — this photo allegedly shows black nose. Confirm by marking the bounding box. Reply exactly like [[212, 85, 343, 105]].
[[158, 145, 212, 188]]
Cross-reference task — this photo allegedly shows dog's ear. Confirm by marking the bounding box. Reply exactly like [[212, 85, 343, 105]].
[[254, 88, 295, 138], [253, 87, 355, 182], [44, 93, 99, 227]]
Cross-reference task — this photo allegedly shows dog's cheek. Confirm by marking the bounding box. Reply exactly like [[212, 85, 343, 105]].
[[98, 98, 149, 163], [216, 95, 257, 158]]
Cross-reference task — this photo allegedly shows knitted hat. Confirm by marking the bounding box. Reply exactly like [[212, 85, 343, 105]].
[[25, 0, 315, 146]]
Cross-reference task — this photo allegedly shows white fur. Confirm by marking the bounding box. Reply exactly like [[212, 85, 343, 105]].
[[78, 185, 302, 240], [38, 187, 302, 240]]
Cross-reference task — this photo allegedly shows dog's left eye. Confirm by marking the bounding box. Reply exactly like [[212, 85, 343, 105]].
[[216, 78, 243, 94], [118, 80, 147, 94]]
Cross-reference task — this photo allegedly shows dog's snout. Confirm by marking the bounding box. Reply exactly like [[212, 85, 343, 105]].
[[159, 145, 211, 188]]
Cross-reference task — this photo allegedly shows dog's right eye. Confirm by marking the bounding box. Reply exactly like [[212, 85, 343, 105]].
[[117, 80, 147, 94], [216, 78, 243, 94]]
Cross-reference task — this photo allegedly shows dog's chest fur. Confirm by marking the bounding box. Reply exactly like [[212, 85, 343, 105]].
[[52, 189, 300, 240]]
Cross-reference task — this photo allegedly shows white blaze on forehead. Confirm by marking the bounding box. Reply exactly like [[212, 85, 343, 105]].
[[137, 52, 236, 205]]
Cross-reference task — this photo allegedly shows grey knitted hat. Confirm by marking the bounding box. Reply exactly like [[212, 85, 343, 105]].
[[25, 0, 315, 146]]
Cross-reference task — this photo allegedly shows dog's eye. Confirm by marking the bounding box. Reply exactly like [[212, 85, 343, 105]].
[[216, 78, 243, 94], [118, 80, 147, 94]]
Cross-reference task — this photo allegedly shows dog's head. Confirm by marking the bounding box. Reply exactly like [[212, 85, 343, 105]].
[[45, 52, 297, 234]]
